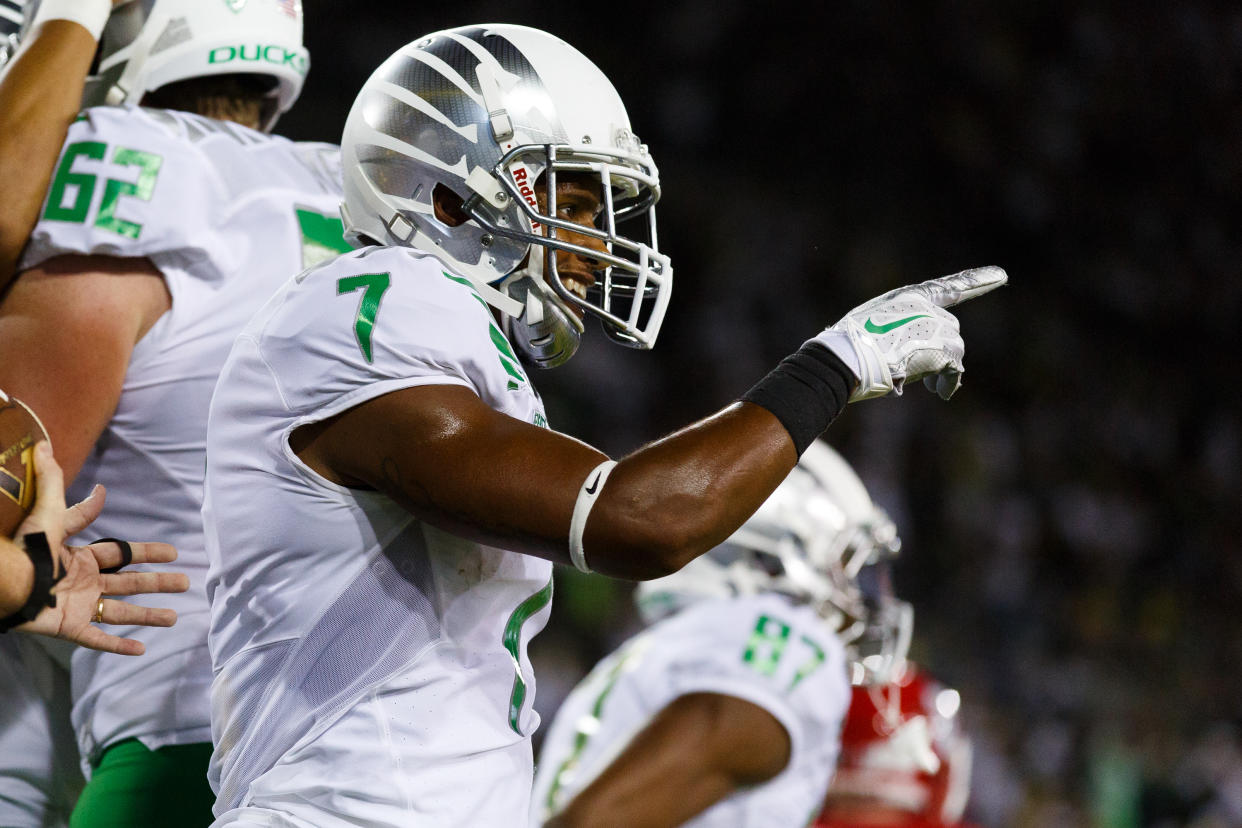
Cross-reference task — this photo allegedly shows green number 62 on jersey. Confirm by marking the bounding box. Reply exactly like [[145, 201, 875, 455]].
[[44, 140, 163, 240]]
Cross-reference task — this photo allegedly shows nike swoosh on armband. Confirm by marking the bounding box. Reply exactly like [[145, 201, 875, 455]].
[[585, 471, 602, 495], [864, 314, 929, 334]]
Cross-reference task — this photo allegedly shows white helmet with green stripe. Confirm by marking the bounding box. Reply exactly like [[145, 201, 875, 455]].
[[14, 0, 308, 131], [635, 441, 913, 686], [340, 24, 672, 369]]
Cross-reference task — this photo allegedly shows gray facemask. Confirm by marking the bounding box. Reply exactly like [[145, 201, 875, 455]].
[[502, 272, 583, 370]]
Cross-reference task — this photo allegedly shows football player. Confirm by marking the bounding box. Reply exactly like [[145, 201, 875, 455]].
[[0, 437, 187, 828], [203, 23, 1005, 827], [1, 4, 182, 826], [0, 1, 345, 825], [0, 0, 126, 288], [532, 441, 911, 827], [815, 665, 977, 828]]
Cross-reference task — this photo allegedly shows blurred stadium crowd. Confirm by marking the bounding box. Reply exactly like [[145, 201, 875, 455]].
[[285, 2, 1240, 825]]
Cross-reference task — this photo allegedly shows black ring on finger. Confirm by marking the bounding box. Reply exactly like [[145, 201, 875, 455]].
[[92, 538, 133, 574]]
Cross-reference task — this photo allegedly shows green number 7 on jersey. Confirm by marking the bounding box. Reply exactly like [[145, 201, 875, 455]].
[[337, 273, 391, 363]]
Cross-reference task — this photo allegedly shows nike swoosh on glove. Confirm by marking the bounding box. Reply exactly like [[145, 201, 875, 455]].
[[812, 266, 1007, 402]]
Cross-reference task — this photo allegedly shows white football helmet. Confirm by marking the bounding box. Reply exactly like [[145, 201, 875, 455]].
[[635, 441, 912, 686], [15, 0, 308, 131], [0, 0, 26, 73], [340, 24, 672, 368]]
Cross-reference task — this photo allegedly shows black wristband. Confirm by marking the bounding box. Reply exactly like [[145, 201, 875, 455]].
[[0, 532, 59, 633], [740, 341, 856, 456]]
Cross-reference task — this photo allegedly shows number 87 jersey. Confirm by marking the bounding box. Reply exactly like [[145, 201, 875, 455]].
[[203, 242, 554, 824], [533, 592, 851, 828]]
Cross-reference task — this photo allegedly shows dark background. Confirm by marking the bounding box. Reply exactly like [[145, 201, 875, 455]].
[[285, 3, 1241, 825]]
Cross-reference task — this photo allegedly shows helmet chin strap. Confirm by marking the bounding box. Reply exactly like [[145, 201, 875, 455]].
[[501, 246, 584, 369]]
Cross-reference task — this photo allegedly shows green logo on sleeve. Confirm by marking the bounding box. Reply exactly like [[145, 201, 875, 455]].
[[543, 636, 650, 815], [296, 208, 352, 269], [503, 579, 553, 734], [864, 314, 928, 334], [441, 271, 527, 389]]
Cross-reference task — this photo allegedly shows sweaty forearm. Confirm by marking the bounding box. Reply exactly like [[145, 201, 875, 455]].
[[579, 340, 856, 579], [584, 402, 798, 579], [0, 18, 102, 285]]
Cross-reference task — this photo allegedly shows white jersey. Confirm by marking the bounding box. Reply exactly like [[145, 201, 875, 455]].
[[533, 594, 851, 828], [204, 244, 554, 826], [17, 104, 345, 764], [0, 638, 82, 828]]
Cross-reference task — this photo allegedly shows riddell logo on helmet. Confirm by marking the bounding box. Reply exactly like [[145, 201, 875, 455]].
[[510, 168, 542, 231], [208, 45, 308, 76]]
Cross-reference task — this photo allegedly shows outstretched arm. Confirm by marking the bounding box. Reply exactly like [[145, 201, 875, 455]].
[[544, 693, 792, 828], [0, 0, 119, 289], [295, 388, 797, 580], [296, 268, 1006, 579]]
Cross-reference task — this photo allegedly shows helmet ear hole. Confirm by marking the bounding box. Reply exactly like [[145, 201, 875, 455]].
[[750, 550, 785, 578], [432, 184, 470, 228]]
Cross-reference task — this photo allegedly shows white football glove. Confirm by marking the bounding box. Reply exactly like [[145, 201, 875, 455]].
[[813, 266, 1007, 402]]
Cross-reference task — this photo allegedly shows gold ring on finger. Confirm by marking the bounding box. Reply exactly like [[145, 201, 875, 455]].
[[93, 598, 105, 624]]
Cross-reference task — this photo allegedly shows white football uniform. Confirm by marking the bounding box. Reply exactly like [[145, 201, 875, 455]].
[[0, 637, 82, 828], [11, 104, 344, 773], [532, 593, 851, 828], [204, 244, 554, 827]]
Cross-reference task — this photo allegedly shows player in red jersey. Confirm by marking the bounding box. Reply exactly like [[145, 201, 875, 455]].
[[816, 664, 978, 828]]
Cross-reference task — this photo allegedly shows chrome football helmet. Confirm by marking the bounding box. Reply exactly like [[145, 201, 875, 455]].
[[635, 441, 912, 686], [340, 24, 672, 368], [0, 0, 26, 73], [24, 0, 309, 132]]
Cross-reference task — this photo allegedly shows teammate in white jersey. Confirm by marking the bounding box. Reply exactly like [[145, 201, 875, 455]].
[[531, 442, 909, 827], [0, 434, 187, 828], [204, 23, 1005, 828], [1, 4, 186, 827], [0, 0, 132, 289], [0, 1, 344, 824]]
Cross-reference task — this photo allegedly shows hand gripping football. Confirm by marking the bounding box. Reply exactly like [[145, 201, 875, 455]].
[[0, 390, 50, 538]]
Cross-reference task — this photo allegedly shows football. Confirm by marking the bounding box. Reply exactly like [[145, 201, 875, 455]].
[[0, 391, 49, 538]]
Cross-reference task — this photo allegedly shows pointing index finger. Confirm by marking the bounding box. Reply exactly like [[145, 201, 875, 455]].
[[915, 266, 1008, 308]]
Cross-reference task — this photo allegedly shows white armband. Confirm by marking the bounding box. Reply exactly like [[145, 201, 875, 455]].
[[568, 459, 618, 574], [31, 0, 112, 41]]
